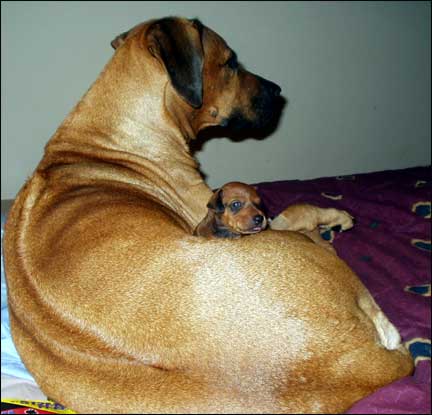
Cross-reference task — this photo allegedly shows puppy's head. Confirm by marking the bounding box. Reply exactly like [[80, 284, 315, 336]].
[[208, 182, 267, 235]]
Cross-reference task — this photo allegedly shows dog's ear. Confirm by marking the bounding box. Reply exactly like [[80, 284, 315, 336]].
[[147, 18, 203, 108], [111, 30, 130, 50], [207, 189, 225, 213]]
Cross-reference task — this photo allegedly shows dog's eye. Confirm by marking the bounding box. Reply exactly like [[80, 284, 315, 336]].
[[230, 201, 242, 213]]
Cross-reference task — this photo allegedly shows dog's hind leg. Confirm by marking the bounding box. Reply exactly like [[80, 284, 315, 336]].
[[357, 292, 401, 350]]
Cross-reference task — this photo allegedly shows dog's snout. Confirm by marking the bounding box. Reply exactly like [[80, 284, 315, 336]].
[[259, 77, 281, 97], [269, 81, 281, 97], [254, 215, 264, 225]]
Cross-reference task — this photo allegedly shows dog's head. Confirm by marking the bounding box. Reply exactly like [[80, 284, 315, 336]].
[[207, 182, 267, 235], [111, 17, 282, 138]]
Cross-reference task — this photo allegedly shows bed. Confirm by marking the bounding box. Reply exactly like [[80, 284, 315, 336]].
[[1, 165, 430, 413]]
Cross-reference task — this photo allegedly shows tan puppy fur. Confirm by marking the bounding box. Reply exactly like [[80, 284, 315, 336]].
[[271, 203, 354, 233], [4, 17, 412, 414], [195, 182, 267, 238], [271, 203, 355, 253]]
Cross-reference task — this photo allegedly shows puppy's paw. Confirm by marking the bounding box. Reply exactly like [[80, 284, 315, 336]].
[[326, 209, 354, 231]]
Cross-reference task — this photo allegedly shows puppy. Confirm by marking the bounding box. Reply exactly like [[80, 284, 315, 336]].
[[194, 182, 267, 238]]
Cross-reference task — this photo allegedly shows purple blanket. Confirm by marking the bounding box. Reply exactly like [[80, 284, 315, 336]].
[[256, 166, 431, 414]]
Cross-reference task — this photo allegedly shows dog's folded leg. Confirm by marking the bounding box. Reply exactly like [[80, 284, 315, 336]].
[[358, 292, 401, 350]]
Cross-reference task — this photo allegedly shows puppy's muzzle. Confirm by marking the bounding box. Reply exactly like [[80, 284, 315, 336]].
[[242, 214, 267, 234], [254, 214, 265, 226]]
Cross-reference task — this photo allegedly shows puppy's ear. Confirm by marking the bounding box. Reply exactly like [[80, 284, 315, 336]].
[[147, 18, 203, 108], [207, 189, 225, 213]]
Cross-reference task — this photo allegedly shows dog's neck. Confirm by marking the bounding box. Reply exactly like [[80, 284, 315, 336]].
[[38, 41, 212, 231]]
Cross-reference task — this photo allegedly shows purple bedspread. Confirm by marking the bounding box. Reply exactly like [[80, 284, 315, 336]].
[[256, 166, 431, 414]]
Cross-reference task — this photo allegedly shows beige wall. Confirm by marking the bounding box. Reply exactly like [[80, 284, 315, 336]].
[[1, 1, 430, 199]]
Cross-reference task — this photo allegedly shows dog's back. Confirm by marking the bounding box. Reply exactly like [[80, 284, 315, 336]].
[[5, 179, 413, 413]]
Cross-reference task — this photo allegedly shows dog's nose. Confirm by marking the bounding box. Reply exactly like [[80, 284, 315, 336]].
[[269, 81, 281, 97], [260, 77, 281, 97], [254, 215, 264, 225], [255, 74, 282, 97]]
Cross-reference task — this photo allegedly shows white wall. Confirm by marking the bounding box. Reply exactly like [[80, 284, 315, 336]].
[[1, 1, 430, 199]]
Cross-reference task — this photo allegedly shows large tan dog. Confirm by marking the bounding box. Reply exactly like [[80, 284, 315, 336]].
[[4, 17, 413, 413]]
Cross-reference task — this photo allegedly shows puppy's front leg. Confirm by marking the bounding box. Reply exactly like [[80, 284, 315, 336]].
[[270, 203, 354, 232]]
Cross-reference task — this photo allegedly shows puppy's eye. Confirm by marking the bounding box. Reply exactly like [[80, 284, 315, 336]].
[[230, 201, 242, 213]]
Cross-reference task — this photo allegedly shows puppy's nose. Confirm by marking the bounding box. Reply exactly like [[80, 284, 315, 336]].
[[254, 215, 264, 225]]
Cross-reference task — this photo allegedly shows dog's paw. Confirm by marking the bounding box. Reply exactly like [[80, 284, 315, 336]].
[[375, 311, 401, 350]]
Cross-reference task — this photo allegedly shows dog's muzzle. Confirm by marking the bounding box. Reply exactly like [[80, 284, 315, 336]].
[[226, 75, 282, 131]]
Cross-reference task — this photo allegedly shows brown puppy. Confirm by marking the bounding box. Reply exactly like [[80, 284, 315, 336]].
[[195, 182, 267, 238], [4, 17, 412, 414]]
